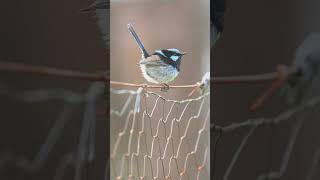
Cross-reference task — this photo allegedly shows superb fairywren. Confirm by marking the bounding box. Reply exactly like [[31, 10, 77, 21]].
[[127, 24, 186, 87]]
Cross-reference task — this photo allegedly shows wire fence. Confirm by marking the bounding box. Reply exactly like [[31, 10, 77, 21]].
[[1, 78, 320, 180], [0, 82, 106, 180], [212, 95, 320, 180], [110, 88, 210, 179]]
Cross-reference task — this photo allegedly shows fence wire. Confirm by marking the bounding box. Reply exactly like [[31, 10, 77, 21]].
[[0, 81, 320, 180], [211, 94, 320, 180], [110, 88, 210, 180], [0, 82, 105, 180]]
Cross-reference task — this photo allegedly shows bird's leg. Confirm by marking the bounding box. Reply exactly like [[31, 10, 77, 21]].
[[161, 83, 170, 92]]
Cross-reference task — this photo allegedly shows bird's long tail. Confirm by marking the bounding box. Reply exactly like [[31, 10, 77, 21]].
[[127, 24, 149, 58]]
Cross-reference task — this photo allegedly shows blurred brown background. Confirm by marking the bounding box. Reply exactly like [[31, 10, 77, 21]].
[[0, 0, 107, 179], [213, 0, 320, 179], [1, 0, 320, 179], [110, 0, 210, 97]]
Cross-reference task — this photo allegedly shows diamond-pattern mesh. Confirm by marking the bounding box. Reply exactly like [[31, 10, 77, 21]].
[[110, 88, 210, 180]]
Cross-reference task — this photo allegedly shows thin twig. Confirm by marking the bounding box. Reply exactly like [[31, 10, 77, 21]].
[[211, 95, 320, 132], [223, 126, 257, 180], [0, 61, 298, 87], [249, 65, 291, 111], [110, 81, 198, 88], [0, 61, 299, 109], [0, 61, 108, 81], [213, 68, 296, 85], [306, 148, 320, 180], [256, 116, 305, 180]]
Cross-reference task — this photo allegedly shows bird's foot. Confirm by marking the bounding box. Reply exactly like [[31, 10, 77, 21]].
[[160, 83, 170, 92]]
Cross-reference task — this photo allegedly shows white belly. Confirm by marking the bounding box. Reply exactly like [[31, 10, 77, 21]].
[[140, 64, 179, 84]]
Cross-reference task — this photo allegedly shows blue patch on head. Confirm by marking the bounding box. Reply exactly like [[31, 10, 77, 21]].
[[155, 50, 166, 57], [167, 48, 181, 54], [170, 55, 179, 61]]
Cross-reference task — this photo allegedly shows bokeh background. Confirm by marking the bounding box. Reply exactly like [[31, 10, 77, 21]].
[[1, 0, 320, 180], [110, 0, 210, 96], [0, 0, 108, 179], [213, 0, 320, 179]]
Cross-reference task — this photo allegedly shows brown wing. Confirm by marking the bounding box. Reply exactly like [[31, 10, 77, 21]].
[[139, 54, 165, 65]]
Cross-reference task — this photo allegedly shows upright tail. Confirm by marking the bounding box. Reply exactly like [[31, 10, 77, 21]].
[[127, 24, 149, 58]]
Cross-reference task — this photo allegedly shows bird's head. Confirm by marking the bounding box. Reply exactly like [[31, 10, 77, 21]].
[[155, 48, 186, 71], [155, 48, 186, 62]]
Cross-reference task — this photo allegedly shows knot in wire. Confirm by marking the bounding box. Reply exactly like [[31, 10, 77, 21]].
[[188, 72, 211, 97]]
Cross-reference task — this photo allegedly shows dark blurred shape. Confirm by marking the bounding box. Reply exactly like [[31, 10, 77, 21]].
[[80, 0, 109, 12], [211, 0, 226, 47], [285, 33, 320, 105], [81, 0, 109, 48]]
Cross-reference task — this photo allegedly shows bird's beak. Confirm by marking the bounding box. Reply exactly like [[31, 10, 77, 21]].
[[181, 52, 187, 55]]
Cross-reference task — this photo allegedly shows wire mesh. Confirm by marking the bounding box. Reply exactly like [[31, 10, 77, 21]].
[[1, 80, 320, 180], [110, 88, 210, 180], [211, 95, 320, 180], [0, 82, 106, 180]]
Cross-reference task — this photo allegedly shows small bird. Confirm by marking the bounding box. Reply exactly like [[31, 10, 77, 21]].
[[127, 24, 186, 88]]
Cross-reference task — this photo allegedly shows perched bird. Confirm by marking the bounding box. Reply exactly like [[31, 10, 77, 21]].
[[211, 0, 225, 47], [127, 24, 186, 88]]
